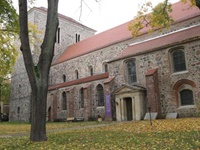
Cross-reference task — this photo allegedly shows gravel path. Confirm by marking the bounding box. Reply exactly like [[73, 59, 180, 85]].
[[0, 122, 115, 139]]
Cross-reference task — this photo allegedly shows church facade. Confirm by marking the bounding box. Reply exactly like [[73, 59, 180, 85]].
[[10, 1, 200, 122]]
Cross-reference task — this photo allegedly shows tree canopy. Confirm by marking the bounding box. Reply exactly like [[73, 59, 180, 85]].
[[0, 0, 18, 82], [0, 81, 11, 104], [129, 0, 200, 37]]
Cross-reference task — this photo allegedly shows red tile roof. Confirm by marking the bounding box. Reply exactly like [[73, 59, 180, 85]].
[[48, 72, 109, 91], [53, 21, 132, 65], [115, 24, 200, 60], [53, 1, 200, 65]]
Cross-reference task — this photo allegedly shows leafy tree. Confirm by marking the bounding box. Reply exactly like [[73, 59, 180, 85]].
[[129, 0, 200, 37], [0, 0, 18, 83], [0, 81, 11, 104], [0, 0, 18, 122], [18, 0, 59, 141]]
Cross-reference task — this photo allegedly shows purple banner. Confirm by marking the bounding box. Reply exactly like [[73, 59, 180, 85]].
[[106, 94, 112, 117]]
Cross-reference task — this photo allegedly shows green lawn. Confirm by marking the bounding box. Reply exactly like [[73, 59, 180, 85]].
[[0, 118, 200, 150]]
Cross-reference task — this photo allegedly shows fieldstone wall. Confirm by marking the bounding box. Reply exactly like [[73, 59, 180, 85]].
[[10, 7, 200, 122], [48, 79, 109, 121], [110, 39, 200, 118], [9, 7, 96, 122]]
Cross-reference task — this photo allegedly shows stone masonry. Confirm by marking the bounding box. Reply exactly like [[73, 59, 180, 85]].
[[9, 7, 96, 121], [10, 2, 200, 122]]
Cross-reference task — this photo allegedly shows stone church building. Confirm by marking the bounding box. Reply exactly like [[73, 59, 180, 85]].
[[10, 1, 200, 122]]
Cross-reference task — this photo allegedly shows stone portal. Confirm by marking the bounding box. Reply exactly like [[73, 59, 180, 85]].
[[115, 84, 146, 121]]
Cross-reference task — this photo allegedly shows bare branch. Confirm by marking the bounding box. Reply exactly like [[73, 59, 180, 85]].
[[79, 0, 83, 21]]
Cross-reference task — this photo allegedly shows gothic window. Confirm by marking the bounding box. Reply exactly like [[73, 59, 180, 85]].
[[97, 84, 104, 106], [62, 92, 67, 110], [63, 74, 66, 82], [172, 49, 186, 72], [75, 70, 79, 79], [180, 89, 194, 106], [80, 88, 84, 108], [126, 60, 137, 84]]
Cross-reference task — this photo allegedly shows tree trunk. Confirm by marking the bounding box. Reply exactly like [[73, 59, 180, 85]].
[[18, 0, 59, 142], [30, 77, 48, 141]]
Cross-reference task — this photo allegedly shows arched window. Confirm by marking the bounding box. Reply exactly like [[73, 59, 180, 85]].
[[126, 60, 137, 84], [97, 84, 104, 106], [80, 88, 84, 108], [75, 70, 79, 79], [173, 79, 196, 107], [172, 49, 186, 72], [62, 92, 67, 110], [180, 89, 194, 106], [63, 74, 66, 82]]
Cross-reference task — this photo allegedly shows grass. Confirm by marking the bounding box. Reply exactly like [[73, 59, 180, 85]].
[[0, 121, 101, 135], [0, 118, 200, 150]]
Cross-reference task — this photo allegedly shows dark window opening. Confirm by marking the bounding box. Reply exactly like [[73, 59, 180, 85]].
[[57, 27, 60, 43], [104, 64, 108, 72], [62, 92, 67, 110], [17, 107, 20, 114], [55, 27, 60, 43], [90, 67, 93, 76], [97, 84, 104, 106], [75, 70, 79, 79], [80, 88, 84, 108], [126, 60, 137, 84], [63, 74, 66, 82], [172, 50, 186, 72], [76, 34, 80, 43], [180, 89, 194, 106]]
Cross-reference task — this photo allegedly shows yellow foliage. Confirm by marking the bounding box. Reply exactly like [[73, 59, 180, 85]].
[[181, 0, 196, 6], [0, 118, 199, 149], [28, 22, 43, 55], [87, 118, 200, 134], [0, 30, 18, 79], [129, 0, 197, 37]]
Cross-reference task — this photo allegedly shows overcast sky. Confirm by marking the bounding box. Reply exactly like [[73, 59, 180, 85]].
[[13, 0, 179, 33]]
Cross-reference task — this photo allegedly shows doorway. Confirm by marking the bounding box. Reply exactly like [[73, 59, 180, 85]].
[[125, 98, 132, 121]]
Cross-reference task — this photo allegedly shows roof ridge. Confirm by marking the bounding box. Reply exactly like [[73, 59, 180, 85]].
[[29, 7, 96, 32], [53, 0, 200, 66]]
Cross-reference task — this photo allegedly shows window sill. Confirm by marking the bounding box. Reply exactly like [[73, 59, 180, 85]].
[[178, 105, 196, 110], [96, 106, 105, 109], [172, 70, 188, 76]]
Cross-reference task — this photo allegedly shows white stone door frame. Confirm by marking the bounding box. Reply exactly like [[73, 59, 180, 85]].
[[115, 85, 146, 121]]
